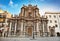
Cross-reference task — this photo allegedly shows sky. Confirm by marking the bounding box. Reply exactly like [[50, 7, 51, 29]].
[[0, 0, 60, 15]]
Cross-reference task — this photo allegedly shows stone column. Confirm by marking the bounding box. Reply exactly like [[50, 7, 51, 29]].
[[9, 22, 12, 36], [23, 22, 26, 37], [44, 22, 48, 36], [43, 21, 48, 37], [40, 21, 43, 36], [36, 20, 39, 37], [14, 22, 17, 35], [20, 20, 24, 37], [39, 21, 41, 37], [37, 23, 39, 32], [43, 22, 44, 36], [43, 22, 46, 36], [33, 21, 37, 38]]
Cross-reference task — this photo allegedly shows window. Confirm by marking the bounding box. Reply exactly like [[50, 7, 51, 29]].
[[0, 15, 3, 18], [55, 20, 57, 23], [29, 13, 31, 16], [3, 15, 6, 18], [29, 13, 32, 17], [49, 26, 51, 28], [46, 16, 48, 18], [59, 15, 60, 17], [50, 20, 52, 23], [55, 24, 58, 27], [54, 15, 56, 18], [49, 15, 51, 18]]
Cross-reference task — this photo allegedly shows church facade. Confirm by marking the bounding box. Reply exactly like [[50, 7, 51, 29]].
[[8, 5, 48, 37]]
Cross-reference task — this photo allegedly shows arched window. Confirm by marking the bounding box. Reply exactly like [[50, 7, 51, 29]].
[[29, 13, 32, 17]]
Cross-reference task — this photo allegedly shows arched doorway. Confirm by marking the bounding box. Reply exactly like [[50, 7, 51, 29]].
[[50, 29, 55, 37], [27, 27, 32, 36]]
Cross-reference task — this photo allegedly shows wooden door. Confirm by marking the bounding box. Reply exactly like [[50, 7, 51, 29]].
[[50, 29, 54, 36], [28, 27, 32, 36]]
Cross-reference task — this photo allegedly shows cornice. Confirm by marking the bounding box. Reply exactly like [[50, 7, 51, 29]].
[[45, 12, 60, 14]]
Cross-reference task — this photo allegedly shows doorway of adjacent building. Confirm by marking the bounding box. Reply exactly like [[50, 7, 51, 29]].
[[50, 29, 55, 37], [27, 27, 32, 36]]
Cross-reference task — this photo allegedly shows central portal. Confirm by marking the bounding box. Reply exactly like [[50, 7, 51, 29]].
[[27, 27, 32, 36]]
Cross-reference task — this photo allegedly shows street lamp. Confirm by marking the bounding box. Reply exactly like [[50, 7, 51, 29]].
[[33, 30, 35, 39], [32, 22, 35, 39]]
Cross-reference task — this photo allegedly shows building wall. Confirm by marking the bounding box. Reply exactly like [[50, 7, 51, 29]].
[[0, 9, 12, 37], [44, 12, 60, 36], [8, 5, 48, 37]]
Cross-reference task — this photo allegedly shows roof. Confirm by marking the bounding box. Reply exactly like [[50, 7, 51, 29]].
[[0, 9, 12, 18], [45, 12, 60, 14], [0, 9, 4, 13]]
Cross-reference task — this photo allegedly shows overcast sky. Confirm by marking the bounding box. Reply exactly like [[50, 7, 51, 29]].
[[0, 0, 60, 15]]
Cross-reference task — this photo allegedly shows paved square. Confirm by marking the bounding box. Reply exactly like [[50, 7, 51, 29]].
[[0, 37, 60, 41]]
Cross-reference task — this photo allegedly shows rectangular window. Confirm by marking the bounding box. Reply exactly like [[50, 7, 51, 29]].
[[50, 20, 52, 23], [55, 24, 58, 27], [59, 15, 60, 17], [54, 15, 56, 18], [49, 15, 51, 18], [0, 15, 3, 18], [55, 20, 57, 23]]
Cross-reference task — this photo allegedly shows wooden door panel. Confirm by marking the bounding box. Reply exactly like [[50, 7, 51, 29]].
[[28, 27, 32, 36]]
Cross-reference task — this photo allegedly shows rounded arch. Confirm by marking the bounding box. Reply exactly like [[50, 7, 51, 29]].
[[50, 29, 55, 37]]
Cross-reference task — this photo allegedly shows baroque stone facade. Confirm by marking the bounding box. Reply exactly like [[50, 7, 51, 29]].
[[8, 5, 48, 37]]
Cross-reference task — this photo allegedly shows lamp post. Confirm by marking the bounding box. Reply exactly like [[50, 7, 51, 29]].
[[33, 30, 35, 39], [32, 22, 35, 39]]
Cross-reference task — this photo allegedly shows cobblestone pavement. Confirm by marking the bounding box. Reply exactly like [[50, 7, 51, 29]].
[[0, 37, 60, 41]]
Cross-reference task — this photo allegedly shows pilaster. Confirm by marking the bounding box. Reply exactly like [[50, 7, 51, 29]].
[[9, 21, 12, 36]]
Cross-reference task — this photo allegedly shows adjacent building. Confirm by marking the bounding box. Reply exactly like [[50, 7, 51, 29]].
[[44, 12, 60, 36], [0, 9, 12, 36]]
